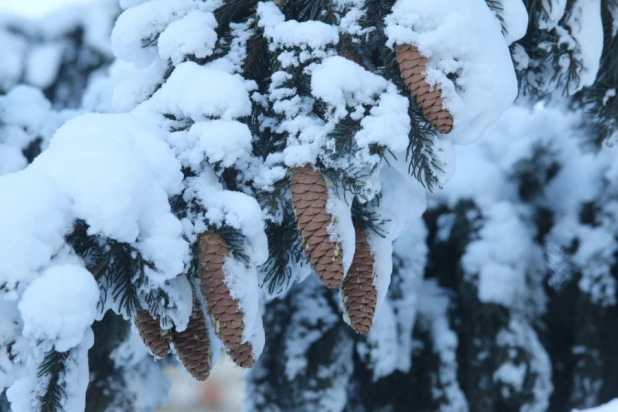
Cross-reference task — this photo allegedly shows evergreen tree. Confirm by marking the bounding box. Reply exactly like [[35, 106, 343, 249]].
[[0, 0, 617, 411]]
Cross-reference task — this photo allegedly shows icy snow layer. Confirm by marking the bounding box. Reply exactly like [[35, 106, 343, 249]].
[[385, 0, 519, 143]]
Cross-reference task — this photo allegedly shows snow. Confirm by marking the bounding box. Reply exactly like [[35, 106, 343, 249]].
[[417, 279, 468, 411], [222, 258, 260, 343], [111, 0, 202, 68], [257, 2, 339, 51], [24, 43, 64, 89], [495, 0, 529, 45], [386, 0, 519, 143], [141, 62, 254, 121], [462, 202, 532, 308], [19, 265, 98, 352], [0, 169, 73, 293], [186, 120, 253, 169], [566, 0, 604, 90], [31, 114, 189, 283], [578, 399, 618, 412], [311, 56, 410, 153], [158, 10, 218, 65], [0, 144, 27, 175]]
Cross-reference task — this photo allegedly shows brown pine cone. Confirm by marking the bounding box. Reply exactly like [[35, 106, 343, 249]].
[[396, 44, 454, 134], [342, 227, 377, 334], [340, 50, 365, 68], [171, 298, 212, 381], [229, 341, 255, 369], [197, 231, 245, 350], [290, 165, 344, 289], [134, 309, 170, 358]]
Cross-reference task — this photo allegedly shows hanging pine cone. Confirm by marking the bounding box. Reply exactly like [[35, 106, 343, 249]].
[[197, 231, 245, 350], [171, 298, 212, 381], [340, 50, 365, 68], [342, 227, 377, 334], [134, 309, 170, 358], [290, 165, 344, 289], [229, 341, 255, 369], [396, 44, 454, 134]]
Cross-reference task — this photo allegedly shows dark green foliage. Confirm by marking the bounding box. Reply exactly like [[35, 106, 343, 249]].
[[38, 350, 71, 412], [261, 206, 305, 296], [85, 313, 132, 412]]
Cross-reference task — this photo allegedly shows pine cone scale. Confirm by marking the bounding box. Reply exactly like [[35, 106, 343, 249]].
[[342, 227, 378, 335], [171, 298, 212, 381], [198, 232, 246, 351], [291, 166, 344, 288], [134, 310, 171, 358], [396, 44, 454, 134]]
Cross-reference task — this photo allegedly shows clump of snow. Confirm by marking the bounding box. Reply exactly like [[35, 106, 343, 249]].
[[186, 120, 253, 169], [462, 202, 532, 308], [257, 2, 339, 52], [494, 0, 529, 45], [386, 0, 519, 143], [158, 11, 218, 65], [0, 169, 72, 293], [19, 265, 98, 352], [24, 43, 64, 89], [311, 56, 410, 153], [141, 62, 254, 121], [31, 114, 188, 283], [111, 0, 202, 67]]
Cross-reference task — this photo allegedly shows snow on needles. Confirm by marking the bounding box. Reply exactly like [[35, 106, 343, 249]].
[[19, 265, 99, 353], [386, 0, 520, 143]]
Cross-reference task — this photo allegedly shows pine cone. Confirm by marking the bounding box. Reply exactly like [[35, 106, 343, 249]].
[[342, 227, 377, 334], [340, 50, 365, 68], [396, 44, 454, 134], [171, 298, 212, 381], [229, 341, 255, 368], [134, 310, 170, 358], [197, 231, 245, 350], [290, 165, 344, 289]]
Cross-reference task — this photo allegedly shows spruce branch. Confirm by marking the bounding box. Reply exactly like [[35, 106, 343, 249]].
[[37, 350, 71, 412]]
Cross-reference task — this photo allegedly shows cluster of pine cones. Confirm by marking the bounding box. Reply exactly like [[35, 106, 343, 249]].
[[134, 43, 452, 381], [135, 231, 254, 381]]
